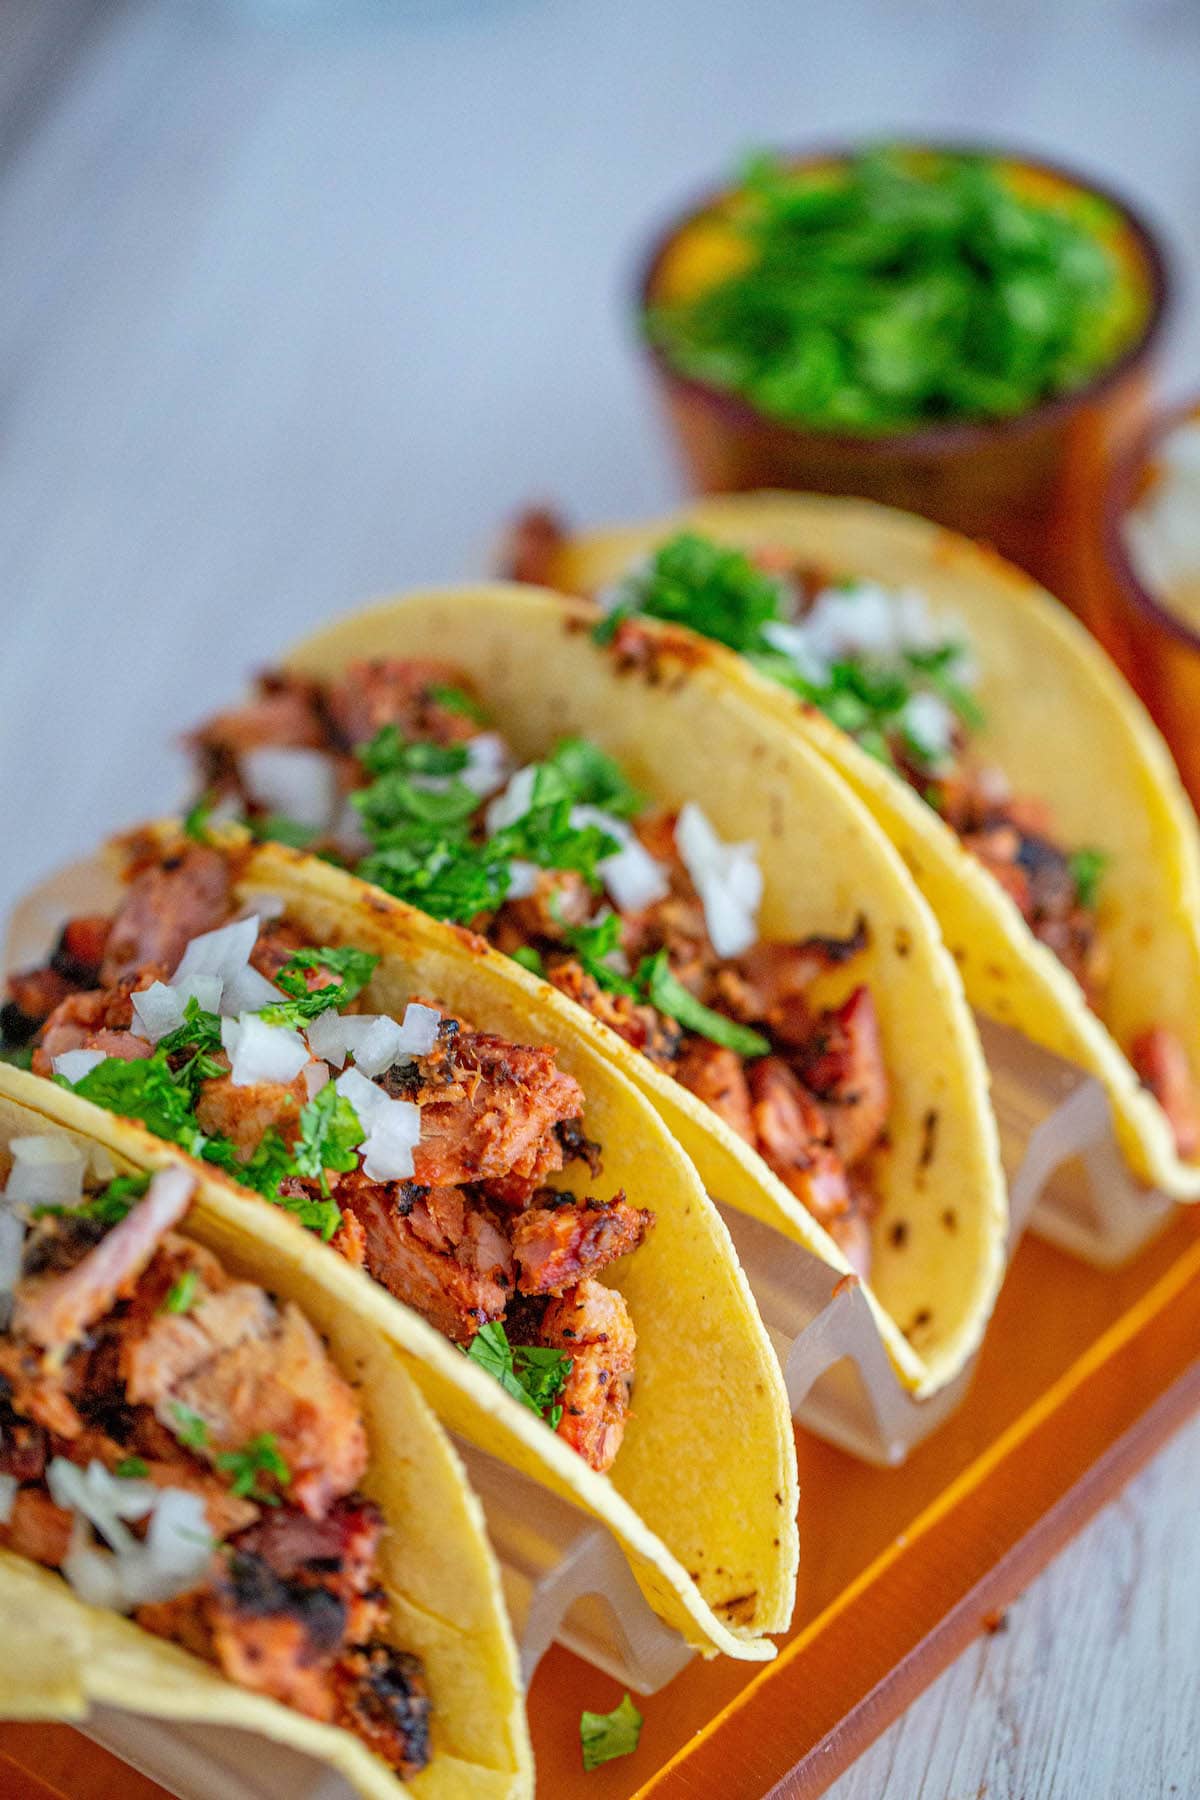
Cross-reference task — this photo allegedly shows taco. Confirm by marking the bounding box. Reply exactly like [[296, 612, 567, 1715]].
[[0, 825, 797, 1658], [0, 1084, 532, 1797], [177, 590, 1006, 1397], [502, 495, 1200, 1204]]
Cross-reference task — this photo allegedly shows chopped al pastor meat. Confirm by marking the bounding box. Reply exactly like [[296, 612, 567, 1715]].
[[541, 1278, 637, 1472], [0, 1162, 430, 1779], [1131, 1027, 1200, 1160]]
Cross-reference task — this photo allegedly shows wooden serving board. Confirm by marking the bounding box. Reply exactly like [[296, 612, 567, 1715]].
[[4, 1209, 1199, 1799]]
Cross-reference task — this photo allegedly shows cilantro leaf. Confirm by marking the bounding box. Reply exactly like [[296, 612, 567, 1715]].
[[171, 1404, 209, 1451], [1068, 846, 1108, 911], [163, 1269, 199, 1315], [184, 794, 216, 843], [248, 813, 320, 849], [511, 945, 544, 976], [216, 1433, 292, 1504], [158, 997, 223, 1059], [293, 1083, 365, 1196], [358, 831, 513, 923], [580, 1693, 643, 1772], [543, 738, 646, 819], [427, 682, 487, 723], [114, 1457, 149, 1479], [615, 533, 785, 653], [639, 951, 769, 1057], [462, 1322, 572, 1425], [261, 945, 380, 1025], [557, 908, 638, 997], [66, 1056, 209, 1154], [31, 1171, 152, 1227]]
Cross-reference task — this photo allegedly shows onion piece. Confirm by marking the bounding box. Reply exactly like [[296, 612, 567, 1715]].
[[486, 764, 539, 833], [3, 1137, 86, 1209], [223, 962, 284, 1015], [51, 1049, 106, 1085], [334, 1068, 420, 1181], [0, 1473, 16, 1524], [47, 1457, 156, 1554], [506, 860, 540, 900], [901, 691, 956, 766], [58, 1478, 213, 1612], [130, 973, 224, 1045], [303, 1060, 330, 1100], [239, 747, 338, 832], [221, 1015, 310, 1088], [172, 915, 259, 992], [0, 1209, 25, 1329], [395, 1003, 441, 1057], [572, 805, 670, 912], [675, 803, 762, 959]]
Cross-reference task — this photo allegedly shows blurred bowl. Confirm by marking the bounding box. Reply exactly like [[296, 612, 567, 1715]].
[[635, 144, 1170, 607], [1086, 395, 1200, 811]]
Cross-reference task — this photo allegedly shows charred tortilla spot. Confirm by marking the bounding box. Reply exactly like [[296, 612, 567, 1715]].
[[894, 928, 912, 957], [941, 1207, 958, 1232], [918, 1109, 939, 1171], [888, 1219, 909, 1249], [904, 1306, 933, 1341], [716, 1590, 759, 1625]]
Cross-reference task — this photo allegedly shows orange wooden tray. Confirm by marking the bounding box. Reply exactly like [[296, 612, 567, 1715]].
[[4, 1207, 1199, 1800]]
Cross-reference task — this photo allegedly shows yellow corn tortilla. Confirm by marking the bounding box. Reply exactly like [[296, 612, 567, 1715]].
[[283, 589, 1006, 1396], [0, 1086, 533, 1800], [541, 493, 1200, 1203], [5, 822, 799, 1658]]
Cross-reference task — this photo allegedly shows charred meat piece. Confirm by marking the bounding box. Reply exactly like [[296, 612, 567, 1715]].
[[728, 920, 869, 1047], [33, 978, 158, 1073], [675, 1040, 755, 1143], [498, 506, 568, 587], [324, 659, 481, 751], [511, 1194, 653, 1296], [338, 1175, 511, 1343], [14, 1171, 193, 1353], [1131, 1027, 1200, 1160], [406, 1026, 585, 1189], [544, 958, 682, 1068], [798, 986, 890, 1169], [2, 920, 114, 1046], [100, 847, 232, 986], [334, 1642, 431, 1782], [188, 672, 328, 790], [194, 1067, 309, 1160], [541, 1278, 635, 1474], [748, 1057, 853, 1233]]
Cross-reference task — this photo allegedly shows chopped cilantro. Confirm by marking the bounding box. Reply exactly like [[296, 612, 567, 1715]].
[[1068, 846, 1108, 911], [171, 1404, 209, 1451], [490, 800, 619, 889], [216, 1433, 292, 1505], [644, 147, 1137, 431], [463, 1321, 572, 1426], [248, 814, 320, 849], [614, 533, 783, 653], [0, 1045, 34, 1070], [293, 1082, 365, 1196], [261, 945, 379, 1025], [543, 737, 645, 819], [158, 996, 223, 1059], [358, 831, 514, 923], [184, 793, 216, 843], [65, 1054, 209, 1152], [511, 945, 544, 976], [427, 682, 487, 723], [163, 1270, 199, 1315], [357, 725, 471, 781], [114, 1457, 149, 1480], [580, 1693, 643, 1772], [32, 1171, 152, 1227], [557, 908, 638, 998], [639, 951, 769, 1057]]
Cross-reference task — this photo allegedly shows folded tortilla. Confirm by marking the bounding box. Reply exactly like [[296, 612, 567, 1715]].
[[0, 1086, 533, 1800], [281, 589, 1007, 1396], [4, 821, 799, 1658], [541, 493, 1200, 1203]]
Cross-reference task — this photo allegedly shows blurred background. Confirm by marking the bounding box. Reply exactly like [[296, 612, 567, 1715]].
[[1, 0, 1197, 914]]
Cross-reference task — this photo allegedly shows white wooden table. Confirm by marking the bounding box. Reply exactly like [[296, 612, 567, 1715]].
[[1, 3, 1197, 1794]]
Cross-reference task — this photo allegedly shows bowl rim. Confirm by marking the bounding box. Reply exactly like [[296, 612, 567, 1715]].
[[634, 137, 1172, 458], [1104, 392, 1200, 655]]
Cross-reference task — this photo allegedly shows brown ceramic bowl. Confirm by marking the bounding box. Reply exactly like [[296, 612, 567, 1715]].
[[636, 144, 1170, 609], [1084, 395, 1200, 811]]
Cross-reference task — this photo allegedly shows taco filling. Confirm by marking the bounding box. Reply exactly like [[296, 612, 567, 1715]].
[[0, 1151, 431, 1778], [1, 844, 653, 1472], [504, 514, 1200, 1162], [177, 663, 893, 1275]]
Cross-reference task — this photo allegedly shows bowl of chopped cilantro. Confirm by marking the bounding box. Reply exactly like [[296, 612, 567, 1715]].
[[636, 143, 1168, 598]]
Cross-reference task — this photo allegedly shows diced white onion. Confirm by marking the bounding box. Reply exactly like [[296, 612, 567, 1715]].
[[0, 1208, 25, 1329], [763, 580, 977, 691], [485, 764, 539, 833], [506, 860, 540, 900], [222, 962, 284, 1015], [1125, 420, 1200, 597], [0, 1473, 16, 1524], [334, 1068, 421, 1181], [59, 1477, 212, 1613], [461, 732, 513, 798], [571, 806, 670, 913], [3, 1137, 86, 1209], [761, 619, 830, 684], [308, 1012, 395, 1073], [221, 1014, 310, 1088], [675, 803, 763, 959], [901, 691, 956, 766], [47, 1458, 156, 1554], [351, 1016, 407, 1079], [395, 1002, 441, 1057], [303, 1060, 330, 1100], [239, 747, 338, 832], [51, 1049, 106, 1085], [172, 915, 259, 993]]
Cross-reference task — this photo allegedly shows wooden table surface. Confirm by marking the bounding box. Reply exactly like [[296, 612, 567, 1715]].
[[1, 3, 1197, 1795]]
